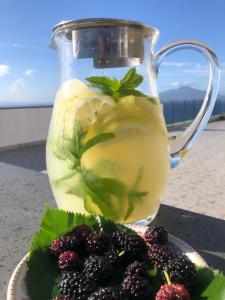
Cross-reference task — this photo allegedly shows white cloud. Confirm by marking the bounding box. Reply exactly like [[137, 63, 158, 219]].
[[9, 69, 36, 94], [162, 62, 192, 67], [184, 64, 208, 75], [0, 64, 10, 77], [162, 62, 217, 76], [170, 81, 180, 87], [24, 69, 36, 78], [10, 78, 25, 93], [169, 80, 195, 88]]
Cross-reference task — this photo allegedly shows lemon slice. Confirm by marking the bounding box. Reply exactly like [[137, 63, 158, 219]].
[[54, 79, 90, 136], [66, 92, 115, 133], [54, 89, 115, 137], [56, 79, 89, 101], [92, 96, 162, 132]]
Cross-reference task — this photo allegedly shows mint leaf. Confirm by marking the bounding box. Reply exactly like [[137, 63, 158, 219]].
[[124, 168, 148, 221], [86, 76, 120, 96], [100, 177, 126, 198], [120, 67, 143, 90], [52, 171, 77, 187], [86, 68, 146, 100], [66, 174, 87, 199], [82, 132, 115, 154], [147, 96, 159, 105], [72, 119, 86, 158], [51, 138, 78, 168], [82, 171, 121, 221], [124, 190, 149, 221], [119, 89, 146, 97], [51, 121, 115, 180], [67, 170, 126, 221]]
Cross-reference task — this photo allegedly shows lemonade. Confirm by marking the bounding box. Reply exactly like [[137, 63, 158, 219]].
[[46, 69, 170, 223]]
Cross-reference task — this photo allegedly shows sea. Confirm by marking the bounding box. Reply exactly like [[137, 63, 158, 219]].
[[0, 98, 225, 127], [162, 98, 225, 126]]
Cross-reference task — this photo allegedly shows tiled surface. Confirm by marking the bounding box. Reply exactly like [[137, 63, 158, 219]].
[[163, 121, 225, 220], [0, 163, 55, 299]]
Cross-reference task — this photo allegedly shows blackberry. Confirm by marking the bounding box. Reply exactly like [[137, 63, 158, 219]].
[[165, 256, 197, 288], [156, 283, 190, 300], [72, 224, 92, 240], [59, 271, 96, 299], [87, 287, 123, 300], [112, 231, 146, 259], [148, 244, 173, 270], [86, 230, 109, 254], [50, 235, 81, 256], [124, 261, 148, 278], [122, 274, 152, 299], [105, 248, 125, 267], [83, 255, 113, 282], [58, 251, 80, 271], [144, 226, 168, 245]]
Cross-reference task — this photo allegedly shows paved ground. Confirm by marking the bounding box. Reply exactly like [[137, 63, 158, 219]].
[[163, 120, 225, 220], [0, 120, 225, 299]]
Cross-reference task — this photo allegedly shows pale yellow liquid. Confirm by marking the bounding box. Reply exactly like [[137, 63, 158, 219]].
[[46, 86, 170, 223]]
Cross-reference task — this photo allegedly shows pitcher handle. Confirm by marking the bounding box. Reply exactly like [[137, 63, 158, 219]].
[[154, 40, 220, 168]]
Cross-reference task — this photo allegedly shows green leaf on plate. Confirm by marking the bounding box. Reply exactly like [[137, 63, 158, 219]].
[[29, 205, 98, 256], [25, 206, 132, 300], [25, 207, 225, 300], [192, 267, 225, 300], [98, 217, 136, 236], [26, 250, 60, 300]]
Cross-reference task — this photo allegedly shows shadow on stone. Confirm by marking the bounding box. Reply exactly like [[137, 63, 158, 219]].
[[0, 143, 46, 171], [153, 204, 225, 271]]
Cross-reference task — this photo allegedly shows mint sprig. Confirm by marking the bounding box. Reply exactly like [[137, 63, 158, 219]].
[[51, 120, 148, 221], [51, 120, 115, 170], [86, 68, 146, 100], [66, 168, 149, 221], [67, 170, 127, 221]]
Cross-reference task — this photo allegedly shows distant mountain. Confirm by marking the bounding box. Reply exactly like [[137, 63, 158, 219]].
[[159, 86, 225, 102]]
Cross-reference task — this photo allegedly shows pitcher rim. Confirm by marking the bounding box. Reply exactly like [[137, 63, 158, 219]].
[[52, 18, 159, 37]]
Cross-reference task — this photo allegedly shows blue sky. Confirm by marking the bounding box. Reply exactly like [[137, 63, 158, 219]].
[[0, 0, 224, 106]]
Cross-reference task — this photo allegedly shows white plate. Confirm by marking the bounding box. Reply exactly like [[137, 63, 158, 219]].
[[7, 225, 208, 300]]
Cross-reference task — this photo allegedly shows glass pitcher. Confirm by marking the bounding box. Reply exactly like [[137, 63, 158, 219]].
[[46, 18, 220, 224]]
